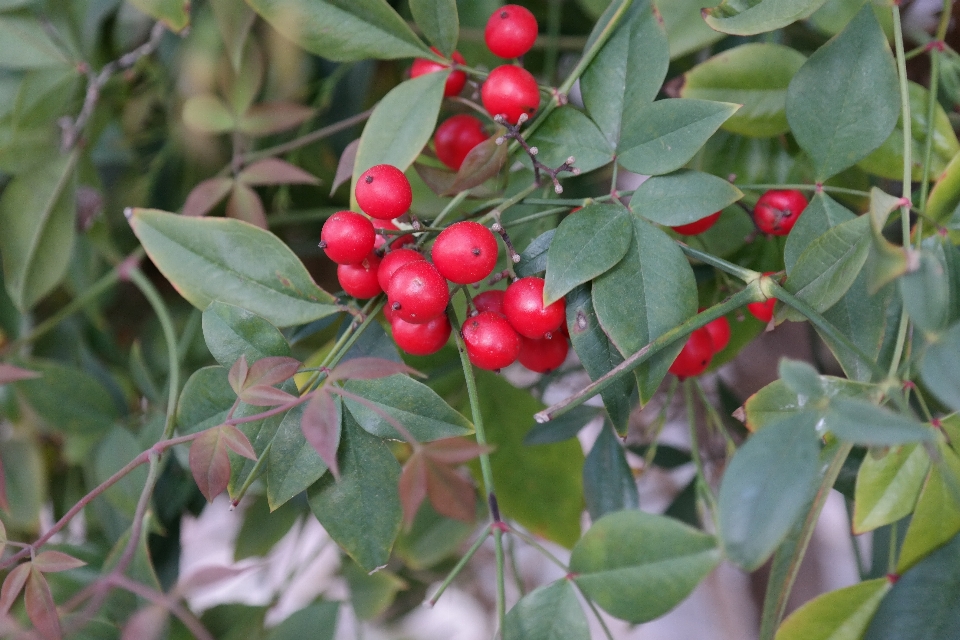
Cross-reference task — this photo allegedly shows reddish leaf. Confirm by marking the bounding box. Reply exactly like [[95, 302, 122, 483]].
[[398, 451, 428, 528], [228, 355, 249, 396], [331, 138, 360, 196], [24, 567, 60, 640], [226, 183, 267, 229], [237, 102, 314, 136], [238, 158, 320, 186], [189, 428, 232, 502], [238, 384, 297, 407], [0, 563, 30, 615], [246, 356, 301, 387], [422, 437, 492, 465], [443, 136, 508, 196], [176, 564, 252, 595], [121, 605, 168, 640], [0, 364, 41, 384], [425, 459, 477, 523], [31, 551, 85, 573], [0, 455, 8, 511], [414, 163, 457, 197], [219, 424, 258, 460], [300, 390, 342, 479], [182, 178, 234, 217], [328, 358, 422, 382]]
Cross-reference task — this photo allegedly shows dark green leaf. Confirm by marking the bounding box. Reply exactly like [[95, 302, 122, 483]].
[[0, 438, 43, 530], [625, 443, 692, 469], [267, 403, 329, 510], [900, 242, 954, 333], [718, 413, 821, 570], [525, 107, 614, 176], [265, 602, 339, 640], [824, 398, 936, 445], [127, 0, 189, 31], [95, 428, 148, 515], [784, 192, 856, 273], [777, 359, 825, 401], [524, 405, 602, 445], [853, 444, 929, 534], [308, 415, 402, 571], [570, 510, 721, 623], [703, 0, 830, 36], [202, 301, 291, 368], [516, 229, 555, 278], [13, 358, 117, 438], [583, 422, 638, 520], [743, 376, 874, 431], [820, 275, 897, 383], [777, 578, 890, 640], [409, 0, 457, 56], [544, 203, 632, 304], [342, 560, 405, 619], [631, 170, 743, 227], [785, 4, 899, 180], [502, 580, 589, 640], [896, 446, 960, 573], [920, 322, 960, 412], [394, 500, 477, 570], [235, 493, 304, 560], [129, 208, 338, 328], [0, 14, 71, 68], [177, 366, 234, 434], [246, 0, 429, 62]]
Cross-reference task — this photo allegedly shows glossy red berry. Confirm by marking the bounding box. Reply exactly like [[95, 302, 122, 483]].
[[387, 261, 450, 324], [485, 5, 538, 59], [703, 315, 731, 353], [431, 221, 499, 285], [502, 277, 565, 339], [668, 328, 713, 379], [672, 211, 721, 236], [462, 311, 521, 370], [518, 335, 568, 373], [481, 65, 540, 125], [356, 165, 413, 220], [372, 219, 415, 251], [434, 115, 488, 171], [392, 314, 451, 356], [411, 49, 467, 97], [753, 190, 808, 236], [747, 299, 776, 323], [319, 211, 376, 264], [377, 248, 425, 292], [473, 289, 505, 316], [337, 252, 382, 299]]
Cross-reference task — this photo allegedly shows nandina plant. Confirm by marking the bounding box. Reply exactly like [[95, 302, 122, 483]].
[[1, 1, 960, 639]]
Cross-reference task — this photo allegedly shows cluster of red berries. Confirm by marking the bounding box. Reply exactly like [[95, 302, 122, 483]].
[[668, 313, 731, 379]]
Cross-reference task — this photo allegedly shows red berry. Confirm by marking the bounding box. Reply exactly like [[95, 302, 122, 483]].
[[320, 211, 376, 264], [411, 49, 467, 97], [672, 211, 721, 236], [377, 248, 425, 292], [462, 311, 521, 370], [434, 115, 489, 171], [356, 165, 413, 220], [392, 314, 451, 356], [387, 261, 450, 324], [473, 290, 506, 316], [668, 328, 713, 379], [518, 335, 568, 373], [372, 219, 415, 251], [703, 315, 731, 353], [337, 252, 382, 299], [502, 277, 565, 339], [753, 190, 808, 236], [484, 5, 538, 59], [431, 221, 499, 285], [481, 65, 540, 125], [747, 299, 776, 323]]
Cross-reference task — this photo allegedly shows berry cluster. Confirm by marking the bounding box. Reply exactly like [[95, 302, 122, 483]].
[[668, 314, 730, 379]]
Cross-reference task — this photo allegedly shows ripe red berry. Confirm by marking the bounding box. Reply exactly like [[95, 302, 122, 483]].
[[434, 115, 489, 171], [473, 289, 505, 316], [672, 211, 721, 236], [502, 277, 565, 339], [668, 328, 713, 379], [387, 261, 450, 324], [462, 311, 521, 370], [703, 315, 731, 353], [753, 190, 808, 236], [431, 221, 499, 285], [356, 165, 413, 220], [411, 49, 467, 97], [392, 314, 451, 356], [377, 248, 425, 292], [518, 335, 568, 373], [747, 299, 776, 323], [484, 5, 538, 59], [337, 252, 382, 299], [481, 65, 540, 125], [372, 219, 415, 251], [320, 211, 376, 264]]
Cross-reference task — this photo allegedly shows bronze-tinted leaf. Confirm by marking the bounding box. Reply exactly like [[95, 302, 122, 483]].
[[239, 384, 297, 407], [220, 424, 258, 460], [238, 158, 320, 186], [331, 139, 360, 196], [398, 450, 428, 528], [442, 136, 508, 195], [120, 605, 168, 640], [189, 427, 233, 502], [24, 567, 60, 640], [0, 563, 30, 615], [182, 178, 234, 217], [422, 437, 492, 465], [414, 163, 457, 196], [301, 390, 342, 479], [226, 183, 267, 229], [0, 364, 41, 384], [228, 354, 250, 396], [328, 357, 420, 382], [31, 551, 85, 573], [425, 459, 476, 523], [247, 356, 301, 387]]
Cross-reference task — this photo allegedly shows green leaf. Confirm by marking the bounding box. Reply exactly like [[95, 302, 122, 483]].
[[583, 422, 638, 520], [900, 241, 956, 333], [524, 405, 602, 446], [920, 322, 960, 413], [502, 580, 590, 640], [246, 0, 429, 62], [267, 403, 329, 510], [95, 427, 149, 515], [129, 208, 338, 327], [202, 301, 291, 368], [177, 366, 235, 434], [659, 0, 725, 60], [465, 371, 584, 548], [854, 444, 930, 534], [516, 229, 554, 278], [743, 377, 874, 431], [618, 99, 739, 176], [342, 560, 405, 619], [394, 500, 477, 570], [778, 359, 825, 401], [544, 203, 632, 305], [0, 149, 77, 311], [897, 446, 960, 573], [0, 13, 71, 68], [569, 510, 721, 623], [631, 170, 743, 227], [409, 0, 457, 57], [565, 285, 635, 433], [821, 275, 897, 383], [775, 578, 891, 640], [580, 0, 668, 147], [525, 107, 614, 175], [703, 0, 830, 36], [718, 413, 821, 570], [210, 0, 256, 72], [680, 44, 806, 138], [266, 602, 339, 640], [308, 414, 402, 571], [12, 358, 118, 438], [785, 4, 899, 181], [824, 398, 936, 446], [127, 0, 189, 31], [342, 375, 473, 441], [182, 95, 235, 134], [0, 438, 44, 530], [235, 493, 304, 560], [926, 150, 960, 225], [784, 192, 856, 273]]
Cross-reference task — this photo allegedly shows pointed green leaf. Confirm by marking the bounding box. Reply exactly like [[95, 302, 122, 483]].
[[127, 0, 189, 32], [920, 322, 960, 413], [182, 95, 235, 134], [583, 422, 638, 520], [525, 106, 614, 176], [703, 0, 830, 36], [95, 427, 149, 514], [210, 0, 256, 72], [778, 359, 826, 401], [743, 376, 874, 431], [409, 0, 458, 57], [926, 150, 960, 225], [266, 602, 339, 640], [524, 405, 602, 446], [0, 14, 71, 68], [12, 358, 118, 438], [503, 580, 590, 640], [659, 0, 725, 60], [544, 204, 632, 305], [784, 192, 856, 272], [267, 403, 329, 510], [776, 578, 891, 640], [202, 301, 291, 368], [824, 398, 936, 446], [854, 444, 930, 534], [570, 510, 721, 623], [897, 446, 960, 573], [821, 274, 897, 383], [900, 240, 958, 333], [516, 229, 555, 278], [631, 170, 743, 227]]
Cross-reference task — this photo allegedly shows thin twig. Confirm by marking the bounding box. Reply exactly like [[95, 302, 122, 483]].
[[495, 114, 579, 193], [108, 575, 215, 640]]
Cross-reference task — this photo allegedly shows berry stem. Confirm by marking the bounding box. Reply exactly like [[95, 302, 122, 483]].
[[491, 213, 522, 264], [495, 115, 580, 193]]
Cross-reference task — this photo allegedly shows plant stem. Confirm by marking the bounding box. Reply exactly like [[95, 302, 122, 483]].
[[108, 574, 214, 640], [578, 588, 616, 640], [428, 527, 492, 606], [677, 243, 759, 282], [507, 526, 568, 571], [418, 191, 469, 248], [683, 380, 719, 526], [543, 0, 564, 85], [240, 109, 373, 166], [734, 183, 871, 198], [476, 182, 541, 224], [501, 206, 569, 229]]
